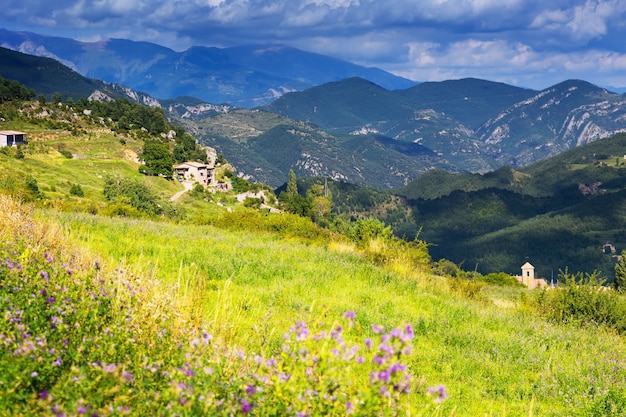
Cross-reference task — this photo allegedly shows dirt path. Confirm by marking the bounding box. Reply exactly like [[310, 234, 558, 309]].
[[170, 181, 194, 201]]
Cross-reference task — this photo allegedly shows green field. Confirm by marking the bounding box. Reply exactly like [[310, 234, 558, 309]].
[[2, 100, 626, 416]]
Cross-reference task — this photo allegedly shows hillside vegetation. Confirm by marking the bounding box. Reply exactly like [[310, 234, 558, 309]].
[[393, 133, 626, 281], [2, 92, 626, 415]]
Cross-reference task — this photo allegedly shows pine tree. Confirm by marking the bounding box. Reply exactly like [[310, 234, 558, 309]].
[[286, 169, 298, 196], [614, 250, 626, 293]]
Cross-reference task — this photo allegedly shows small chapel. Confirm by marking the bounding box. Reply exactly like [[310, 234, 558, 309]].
[[516, 262, 548, 289]]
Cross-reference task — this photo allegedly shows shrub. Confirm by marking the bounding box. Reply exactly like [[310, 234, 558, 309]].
[[243, 197, 263, 209], [103, 176, 180, 219], [69, 183, 84, 197], [532, 269, 626, 334], [478, 272, 523, 287], [59, 149, 73, 159]]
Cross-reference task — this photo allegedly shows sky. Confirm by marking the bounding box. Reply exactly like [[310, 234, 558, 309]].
[[1, 0, 626, 91]]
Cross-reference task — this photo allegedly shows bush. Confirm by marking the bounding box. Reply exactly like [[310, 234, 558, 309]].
[[69, 183, 84, 197], [479, 272, 523, 287], [59, 149, 73, 159], [103, 176, 180, 219], [532, 270, 626, 334]]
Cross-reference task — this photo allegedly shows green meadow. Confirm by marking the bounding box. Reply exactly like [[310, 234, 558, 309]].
[[2, 99, 626, 415]]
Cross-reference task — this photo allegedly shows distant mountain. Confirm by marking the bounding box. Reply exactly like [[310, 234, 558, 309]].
[[476, 80, 626, 166], [395, 77, 536, 130], [0, 29, 415, 107], [266, 77, 626, 173], [175, 107, 454, 189], [0, 46, 161, 106]]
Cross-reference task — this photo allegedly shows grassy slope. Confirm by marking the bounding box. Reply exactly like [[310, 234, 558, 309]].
[[2, 104, 626, 415], [38, 208, 626, 416]]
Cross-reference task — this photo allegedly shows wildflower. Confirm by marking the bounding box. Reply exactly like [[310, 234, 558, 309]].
[[372, 324, 384, 334], [246, 384, 256, 396], [122, 371, 133, 382], [31, 371, 38, 378], [346, 401, 354, 414], [40, 270, 49, 281], [46, 297, 55, 303], [241, 400, 252, 414], [364, 338, 373, 349], [39, 390, 49, 400], [343, 311, 356, 320], [428, 385, 448, 403], [103, 363, 117, 373]]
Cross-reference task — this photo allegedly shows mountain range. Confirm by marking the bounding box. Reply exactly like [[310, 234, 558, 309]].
[[2, 28, 626, 190], [0, 28, 414, 107]]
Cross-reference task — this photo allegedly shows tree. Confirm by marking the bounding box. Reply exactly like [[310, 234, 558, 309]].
[[140, 140, 173, 177], [173, 132, 206, 164], [307, 183, 332, 222], [286, 169, 298, 196], [615, 250, 626, 292]]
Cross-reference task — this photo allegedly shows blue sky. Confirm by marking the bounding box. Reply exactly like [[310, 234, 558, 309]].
[[1, 0, 626, 90]]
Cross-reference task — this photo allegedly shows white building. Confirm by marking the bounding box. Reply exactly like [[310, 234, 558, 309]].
[[0, 130, 27, 147]]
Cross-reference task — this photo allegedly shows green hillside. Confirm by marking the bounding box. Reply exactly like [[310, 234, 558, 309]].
[[396, 77, 536, 129], [0, 47, 114, 101], [3, 87, 626, 415], [394, 133, 626, 280]]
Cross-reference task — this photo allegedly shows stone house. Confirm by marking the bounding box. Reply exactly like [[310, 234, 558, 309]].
[[173, 161, 214, 186], [516, 262, 548, 289], [0, 130, 27, 147]]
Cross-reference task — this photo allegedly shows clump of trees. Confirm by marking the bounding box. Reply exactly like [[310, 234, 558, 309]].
[[102, 176, 180, 219], [278, 170, 332, 223], [0, 76, 35, 103]]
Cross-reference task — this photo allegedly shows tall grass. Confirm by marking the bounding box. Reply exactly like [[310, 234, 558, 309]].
[[43, 207, 626, 415]]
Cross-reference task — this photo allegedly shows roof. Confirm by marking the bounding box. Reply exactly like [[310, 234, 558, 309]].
[[521, 262, 534, 269], [0, 130, 27, 135], [174, 161, 208, 169]]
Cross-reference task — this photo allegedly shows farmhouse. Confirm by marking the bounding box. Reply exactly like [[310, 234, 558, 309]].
[[0, 130, 27, 147], [173, 161, 214, 186], [516, 262, 548, 289]]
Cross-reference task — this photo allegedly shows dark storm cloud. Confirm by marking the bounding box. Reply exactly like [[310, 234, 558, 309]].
[[1, 0, 626, 89]]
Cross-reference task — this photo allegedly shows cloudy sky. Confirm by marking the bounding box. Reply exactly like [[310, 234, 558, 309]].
[[1, 0, 626, 90]]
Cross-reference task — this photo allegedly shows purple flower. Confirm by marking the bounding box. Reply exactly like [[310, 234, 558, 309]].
[[343, 311, 356, 320], [31, 371, 38, 378], [103, 363, 117, 373], [122, 371, 133, 382], [241, 400, 252, 414], [364, 338, 373, 348], [428, 385, 448, 403], [372, 324, 384, 334], [40, 270, 49, 281], [40, 390, 49, 400], [378, 370, 391, 383], [246, 384, 256, 396], [46, 297, 55, 304]]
